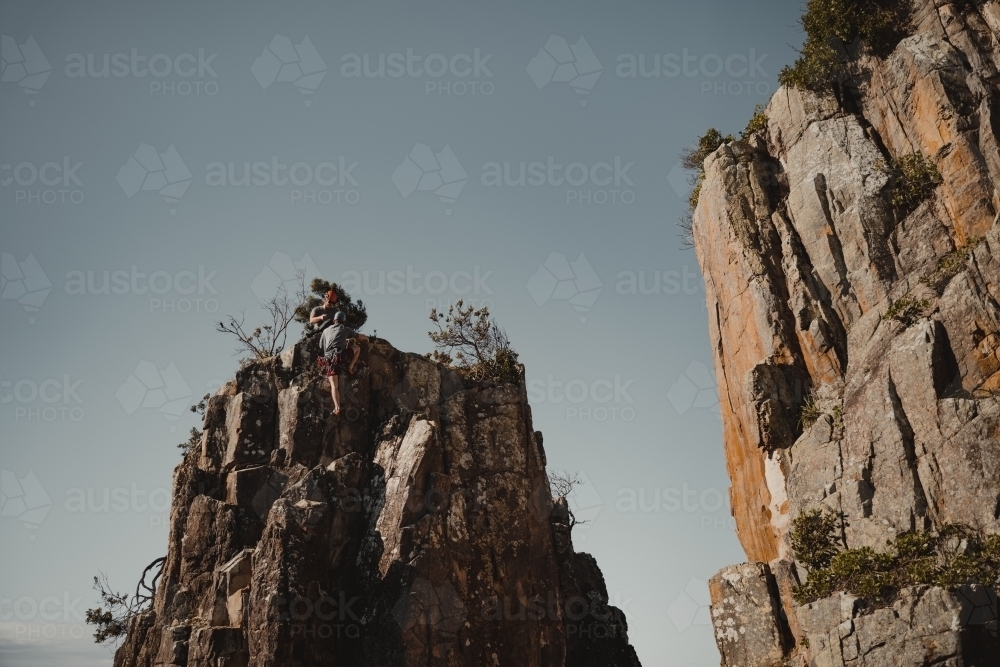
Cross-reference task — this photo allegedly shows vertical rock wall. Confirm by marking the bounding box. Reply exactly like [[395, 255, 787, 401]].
[[112, 336, 641, 667], [694, 2, 1000, 664]]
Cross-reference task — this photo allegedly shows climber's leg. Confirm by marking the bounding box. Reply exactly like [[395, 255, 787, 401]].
[[347, 341, 361, 375], [329, 374, 341, 414]]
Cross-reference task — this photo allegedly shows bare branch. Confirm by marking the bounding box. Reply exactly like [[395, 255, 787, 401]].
[[216, 280, 302, 361], [85, 557, 165, 646], [548, 470, 587, 528]]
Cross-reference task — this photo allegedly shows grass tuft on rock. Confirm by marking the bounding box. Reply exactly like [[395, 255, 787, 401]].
[[797, 394, 823, 431], [920, 237, 983, 293]]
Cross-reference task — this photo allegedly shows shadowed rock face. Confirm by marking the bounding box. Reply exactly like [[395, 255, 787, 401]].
[[693, 1, 1000, 665], [112, 336, 641, 667]]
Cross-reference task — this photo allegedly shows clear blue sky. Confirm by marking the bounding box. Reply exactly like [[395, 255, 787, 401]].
[[0, 1, 804, 664]]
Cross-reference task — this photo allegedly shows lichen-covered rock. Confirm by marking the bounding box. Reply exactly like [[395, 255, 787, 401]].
[[795, 586, 995, 667], [114, 336, 640, 667], [708, 564, 787, 667], [694, 1, 1000, 665]]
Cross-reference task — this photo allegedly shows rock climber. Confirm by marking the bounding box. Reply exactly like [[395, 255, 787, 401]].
[[320, 311, 368, 415], [309, 289, 339, 332]]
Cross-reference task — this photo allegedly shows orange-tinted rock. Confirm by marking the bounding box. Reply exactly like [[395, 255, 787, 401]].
[[695, 2, 1000, 665]]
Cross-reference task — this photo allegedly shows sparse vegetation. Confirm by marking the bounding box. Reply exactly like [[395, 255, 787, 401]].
[[791, 510, 1000, 607], [177, 393, 210, 455], [883, 294, 929, 325], [778, 0, 912, 92], [680, 129, 734, 206], [86, 558, 165, 645], [548, 470, 587, 528], [741, 104, 768, 139], [294, 277, 368, 331], [548, 469, 583, 499], [920, 237, 983, 293], [428, 300, 520, 384], [888, 152, 942, 212], [677, 128, 735, 246], [832, 404, 844, 434], [216, 273, 304, 361], [798, 393, 822, 431], [178, 427, 202, 455]]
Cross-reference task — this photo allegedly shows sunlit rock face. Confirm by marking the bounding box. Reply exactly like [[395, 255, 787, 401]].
[[112, 336, 641, 667], [693, 1, 1000, 664]]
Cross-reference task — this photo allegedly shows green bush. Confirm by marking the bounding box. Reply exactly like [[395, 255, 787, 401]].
[[676, 110, 768, 246], [791, 510, 1000, 606], [680, 128, 733, 212], [798, 394, 822, 431], [778, 0, 912, 91], [889, 152, 942, 211], [428, 300, 521, 384], [920, 237, 982, 293], [741, 104, 768, 139], [681, 129, 731, 174], [791, 509, 842, 569], [294, 277, 368, 331], [883, 294, 929, 325]]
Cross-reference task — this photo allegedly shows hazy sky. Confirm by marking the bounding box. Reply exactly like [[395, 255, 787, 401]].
[[0, 1, 804, 664]]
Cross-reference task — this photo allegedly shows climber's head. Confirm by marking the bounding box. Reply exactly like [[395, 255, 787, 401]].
[[334, 311, 346, 323]]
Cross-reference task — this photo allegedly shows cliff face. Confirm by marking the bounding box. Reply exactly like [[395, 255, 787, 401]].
[[112, 336, 641, 667], [693, 1, 1000, 665]]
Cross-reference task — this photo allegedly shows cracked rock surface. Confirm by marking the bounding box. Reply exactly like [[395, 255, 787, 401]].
[[113, 336, 640, 667], [693, 1, 1000, 664]]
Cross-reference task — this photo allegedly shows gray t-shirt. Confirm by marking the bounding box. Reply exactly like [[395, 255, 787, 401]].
[[310, 306, 338, 330], [320, 323, 358, 355]]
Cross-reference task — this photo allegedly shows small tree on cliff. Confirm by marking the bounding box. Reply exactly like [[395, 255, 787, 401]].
[[216, 275, 368, 361], [677, 128, 733, 248], [293, 277, 368, 331], [428, 300, 520, 384], [216, 272, 304, 361], [85, 558, 165, 645], [548, 470, 587, 528]]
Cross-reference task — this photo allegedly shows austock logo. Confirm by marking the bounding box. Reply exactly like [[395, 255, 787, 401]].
[[340, 47, 494, 96], [2, 374, 84, 422], [526, 252, 602, 324], [204, 156, 360, 205], [63, 265, 220, 314], [1, 253, 51, 323], [252, 35, 327, 105], [1, 469, 52, 540], [392, 143, 468, 215], [667, 361, 719, 416], [392, 577, 466, 641], [251, 252, 319, 301], [667, 579, 711, 632], [1, 35, 52, 105], [527, 35, 602, 106], [116, 143, 192, 215], [116, 360, 193, 424], [527, 374, 635, 422], [2, 157, 85, 205], [480, 156, 635, 204], [64, 47, 220, 96]]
